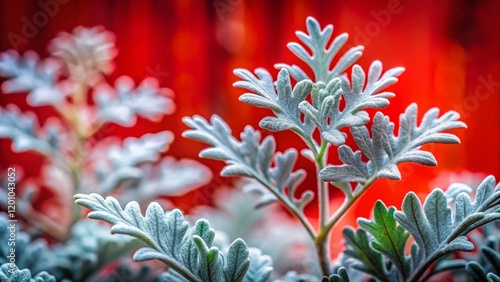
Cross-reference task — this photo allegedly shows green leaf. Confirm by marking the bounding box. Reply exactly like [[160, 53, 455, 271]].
[[358, 201, 411, 280], [193, 236, 224, 282], [394, 176, 500, 281], [467, 261, 490, 282], [342, 228, 388, 282], [181, 219, 215, 273]]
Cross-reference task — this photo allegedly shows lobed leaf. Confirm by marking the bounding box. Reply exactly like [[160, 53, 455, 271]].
[[393, 176, 500, 281], [299, 61, 404, 147], [74, 194, 254, 282], [94, 76, 175, 127], [357, 201, 411, 281], [322, 267, 350, 282], [342, 228, 388, 282], [0, 50, 64, 106], [183, 115, 313, 214], [274, 16, 363, 84], [233, 68, 315, 142], [243, 249, 273, 282], [320, 103, 466, 184], [0, 105, 61, 156]]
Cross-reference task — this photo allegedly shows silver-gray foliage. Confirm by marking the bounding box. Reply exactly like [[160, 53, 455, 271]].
[[465, 222, 500, 282], [90, 131, 173, 194], [51, 220, 139, 281], [342, 176, 500, 282], [0, 105, 60, 156], [0, 50, 63, 106], [74, 193, 256, 282], [182, 115, 313, 214], [94, 76, 174, 127], [0, 215, 55, 276], [182, 15, 476, 281], [234, 61, 403, 148], [320, 103, 466, 185], [298, 61, 403, 146], [274, 16, 363, 84]]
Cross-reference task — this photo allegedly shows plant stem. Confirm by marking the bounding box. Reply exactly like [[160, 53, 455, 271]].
[[315, 234, 331, 277], [312, 176, 379, 277], [253, 174, 317, 240], [53, 82, 88, 238], [314, 140, 331, 276], [316, 141, 328, 226], [323, 176, 378, 234]]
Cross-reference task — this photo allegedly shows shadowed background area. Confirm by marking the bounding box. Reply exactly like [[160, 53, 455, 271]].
[[1, 0, 499, 256]]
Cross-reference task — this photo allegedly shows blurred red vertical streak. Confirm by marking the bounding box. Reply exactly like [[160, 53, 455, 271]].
[[454, 1, 500, 179]]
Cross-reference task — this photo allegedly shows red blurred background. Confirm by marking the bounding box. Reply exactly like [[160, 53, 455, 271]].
[[1, 0, 499, 254]]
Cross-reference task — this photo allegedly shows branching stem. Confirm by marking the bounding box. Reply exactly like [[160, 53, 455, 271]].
[[313, 175, 379, 276], [252, 173, 317, 240]]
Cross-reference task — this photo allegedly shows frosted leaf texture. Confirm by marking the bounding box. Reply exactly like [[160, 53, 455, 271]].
[[183, 115, 313, 214], [320, 104, 466, 183], [234, 68, 314, 138], [91, 131, 173, 194], [74, 194, 253, 282], [235, 27, 403, 147], [342, 176, 500, 281], [275, 16, 363, 84], [298, 61, 404, 145], [87, 132, 210, 200]]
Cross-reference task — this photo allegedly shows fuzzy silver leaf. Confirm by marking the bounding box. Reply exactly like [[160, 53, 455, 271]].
[[274, 16, 363, 84], [320, 103, 466, 183], [74, 194, 253, 282], [183, 115, 313, 214]]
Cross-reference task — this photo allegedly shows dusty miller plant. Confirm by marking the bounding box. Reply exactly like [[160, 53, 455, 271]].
[[71, 17, 500, 281], [0, 26, 210, 281], [0, 17, 498, 282]]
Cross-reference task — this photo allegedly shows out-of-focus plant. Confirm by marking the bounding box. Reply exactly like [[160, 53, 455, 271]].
[[73, 17, 500, 282], [0, 26, 211, 281]]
